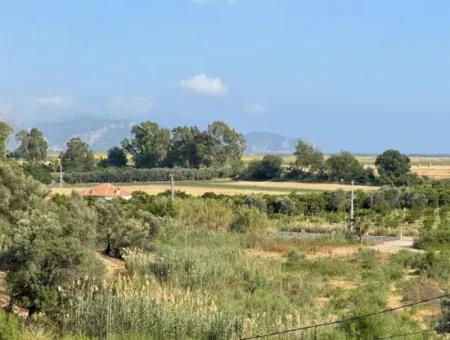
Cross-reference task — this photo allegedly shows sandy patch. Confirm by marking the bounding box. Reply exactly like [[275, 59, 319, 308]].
[[245, 248, 284, 260]]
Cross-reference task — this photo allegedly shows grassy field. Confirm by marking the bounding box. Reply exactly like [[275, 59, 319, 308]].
[[51, 179, 378, 196]]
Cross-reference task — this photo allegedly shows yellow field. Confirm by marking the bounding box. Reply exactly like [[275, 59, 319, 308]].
[[52, 185, 288, 196], [411, 165, 450, 179], [51, 179, 377, 197]]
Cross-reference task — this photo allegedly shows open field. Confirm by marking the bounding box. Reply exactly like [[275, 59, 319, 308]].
[[51, 179, 378, 196]]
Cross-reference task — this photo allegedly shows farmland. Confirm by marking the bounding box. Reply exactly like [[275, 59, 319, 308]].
[[51, 179, 378, 196]]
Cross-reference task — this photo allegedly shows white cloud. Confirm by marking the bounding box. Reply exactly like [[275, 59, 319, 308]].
[[180, 74, 228, 97], [111, 95, 154, 114], [244, 103, 267, 114], [32, 96, 75, 109]]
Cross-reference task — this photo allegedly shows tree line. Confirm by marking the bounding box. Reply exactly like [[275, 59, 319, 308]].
[[0, 119, 432, 187], [244, 140, 420, 186], [0, 120, 245, 182]]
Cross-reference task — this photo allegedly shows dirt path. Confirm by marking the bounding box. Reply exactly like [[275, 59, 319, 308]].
[[97, 253, 126, 279], [369, 237, 422, 255], [0, 271, 8, 309]]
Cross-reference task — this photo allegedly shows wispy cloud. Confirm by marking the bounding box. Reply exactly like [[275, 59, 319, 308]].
[[32, 96, 75, 109], [244, 103, 267, 114], [180, 74, 228, 97], [110, 95, 154, 115]]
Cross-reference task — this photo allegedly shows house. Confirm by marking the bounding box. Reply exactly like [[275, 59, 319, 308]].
[[80, 183, 132, 200]]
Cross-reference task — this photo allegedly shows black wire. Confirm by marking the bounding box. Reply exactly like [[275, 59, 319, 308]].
[[240, 293, 449, 340], [375, 329, 433, 339]]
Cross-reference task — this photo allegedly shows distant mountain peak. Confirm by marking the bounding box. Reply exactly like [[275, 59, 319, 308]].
[[245, 131, 297, 154]]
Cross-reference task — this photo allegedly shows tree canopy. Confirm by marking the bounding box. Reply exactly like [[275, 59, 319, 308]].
[[375, 149, 411, 186], [122, 122, 171, 168], [61, 137, 96, 172], [0, 122, 12, 160], [325, 151, 369, 182], [294, 140, 324, 174], [121, 120, 245, 170], [14, 128, 48, 163], [104, 146, 128, 167], [246, 155, 283, 180]]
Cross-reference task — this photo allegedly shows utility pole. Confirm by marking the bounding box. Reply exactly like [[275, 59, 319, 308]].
[[59, 158, 63, 188], [350, 180, 355, 232], [170, 174, 175, 200]]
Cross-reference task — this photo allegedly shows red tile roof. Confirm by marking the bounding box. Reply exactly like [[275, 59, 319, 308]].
[[81, 183, 131, 198]]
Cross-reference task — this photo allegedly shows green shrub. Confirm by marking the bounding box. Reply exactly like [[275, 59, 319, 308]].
[[175, 198, 234, 231], [230, 207, 271, 234], [411, 251, 450, 282], [23, 164, 53, 184], [416, 223, 450, 251], [0, 310, 20, 340], [282, 249, 306, 271], [63, 167, 232, 184]]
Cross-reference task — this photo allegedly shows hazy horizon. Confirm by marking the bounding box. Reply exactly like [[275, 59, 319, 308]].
[[1, 1, 450, 154]]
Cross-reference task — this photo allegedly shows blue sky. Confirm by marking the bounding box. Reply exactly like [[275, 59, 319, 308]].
[[0, 0, 449, 153]]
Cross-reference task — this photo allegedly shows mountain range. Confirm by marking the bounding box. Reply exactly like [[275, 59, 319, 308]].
[[1, 115, 298, 154]]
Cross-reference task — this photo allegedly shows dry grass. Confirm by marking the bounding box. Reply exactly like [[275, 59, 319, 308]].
[[52, 183, 290, 196], [411, 165, 450, 180], [226, 180, 376, 192], [51, 179, 377, 197]]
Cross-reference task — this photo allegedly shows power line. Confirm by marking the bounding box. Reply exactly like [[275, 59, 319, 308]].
[[240, 293, 449, 340], [375, 329, 433, 339]]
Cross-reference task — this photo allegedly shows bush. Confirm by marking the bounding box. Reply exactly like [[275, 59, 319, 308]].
[[244, 195, 268, 212], [23, 164, 53, 184], [0, 310, 20, 340], [411, 251, 450, 282], [273, 197, 297, 215], [175, 198, 234, 231], [63, 167, 233, 184], [230, 207, 271, 233], [416, 223, 450, 251], [242, 155, 283, 180]]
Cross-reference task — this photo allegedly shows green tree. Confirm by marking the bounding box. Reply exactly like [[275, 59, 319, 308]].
[[0, 162, 101, 317], [375, 149, 411, 186], [0, 162, 47, 223], [122, 121, 171, 168], [105, 146, 128, 167], [23, 164, 52, 184], [14, 128, 48, 163], [192, 131, 220, 168], [294, 140, 324, 174], [207, 121, 245, 169], [61, 137, 96, 172], [0, 122, 12, 160], [247, 155, 283, 180], [166, 126, 201, 168], [94, 200, 150, 258], [325, 152, 367, 182], [4, 208, 100, 317]]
